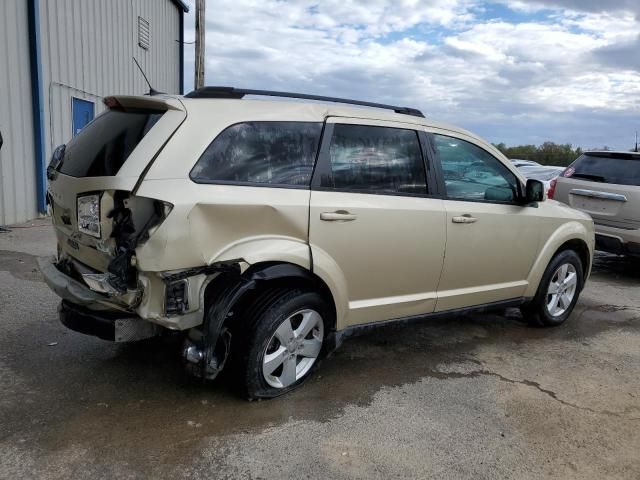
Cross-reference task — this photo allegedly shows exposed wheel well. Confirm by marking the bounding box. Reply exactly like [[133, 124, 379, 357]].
[[555, 239, 591, 282], [203, 262, 338, 333]]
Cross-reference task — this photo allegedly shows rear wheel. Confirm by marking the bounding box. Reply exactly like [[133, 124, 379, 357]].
[[521, 250, 584, 327], [234, 289, 328, 399]]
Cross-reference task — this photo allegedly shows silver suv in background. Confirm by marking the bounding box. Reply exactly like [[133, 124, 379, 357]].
[[552, 151, 640, 256]]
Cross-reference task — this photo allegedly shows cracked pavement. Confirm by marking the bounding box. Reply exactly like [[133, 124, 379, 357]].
[[0, 220, 639, 479]]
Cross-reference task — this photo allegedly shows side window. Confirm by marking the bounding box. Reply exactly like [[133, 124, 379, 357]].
[[320, 124, 427, 195], [433, 134, 519, 203], [190, 122, 323, 186]]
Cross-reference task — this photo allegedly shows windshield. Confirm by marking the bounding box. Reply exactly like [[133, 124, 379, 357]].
[[58, 110, 163, 177], [569, 153, 640, 186]]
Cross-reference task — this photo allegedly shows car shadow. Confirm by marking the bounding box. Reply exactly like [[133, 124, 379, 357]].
[[591, 251, 640, 283]]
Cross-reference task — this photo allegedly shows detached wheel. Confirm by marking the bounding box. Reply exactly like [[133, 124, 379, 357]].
[[236, 290, 327, 399], [521, 250, 584, 327]]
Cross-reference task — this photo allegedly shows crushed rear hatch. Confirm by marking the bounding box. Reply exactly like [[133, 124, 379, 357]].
[[47, 95, 186, 290]]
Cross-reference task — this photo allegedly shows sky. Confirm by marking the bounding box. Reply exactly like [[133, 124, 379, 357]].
[[181, 0, 640, 150]]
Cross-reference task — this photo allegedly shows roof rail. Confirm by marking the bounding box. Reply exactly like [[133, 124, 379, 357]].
[[184, 86, 425, 118]]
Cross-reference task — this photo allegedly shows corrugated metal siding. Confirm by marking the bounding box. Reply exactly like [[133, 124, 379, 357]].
[[0, 0, 180, 224], [39, 0, 181, 163], [0, 0, 38, 225]]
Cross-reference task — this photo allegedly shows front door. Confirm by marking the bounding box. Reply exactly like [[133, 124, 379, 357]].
[[430, 132, 541, 311], [309, 119, 446, 328]]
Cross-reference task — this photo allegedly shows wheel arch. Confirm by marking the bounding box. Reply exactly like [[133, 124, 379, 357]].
[[203, 261, 338, 333], [524, 222, 594, 298], [555, 238, 591, 282]]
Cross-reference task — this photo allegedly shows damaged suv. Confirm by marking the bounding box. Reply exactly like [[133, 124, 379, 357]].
[[40, 87, 595, 398]]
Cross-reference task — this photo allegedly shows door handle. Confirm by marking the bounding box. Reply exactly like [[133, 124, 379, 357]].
[[452, 214, 477, 224], [320, 211, 357, 222]]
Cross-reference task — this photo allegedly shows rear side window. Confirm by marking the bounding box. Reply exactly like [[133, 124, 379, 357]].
[[190, 122, 323, 186], [59, 110, 163, 177], [569, 154, 640, 186], [320, 124, 427, 194]]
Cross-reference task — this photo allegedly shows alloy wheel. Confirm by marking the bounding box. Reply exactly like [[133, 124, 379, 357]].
[[546, 263, 578, 317], [262, 309, 324, 388]]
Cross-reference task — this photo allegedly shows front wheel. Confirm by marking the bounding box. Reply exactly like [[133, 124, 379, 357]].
[[521, 250, 584, 327], [235, 290, 328, 399]]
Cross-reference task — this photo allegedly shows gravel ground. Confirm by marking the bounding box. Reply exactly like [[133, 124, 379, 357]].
[[0, 220, 638, 479]]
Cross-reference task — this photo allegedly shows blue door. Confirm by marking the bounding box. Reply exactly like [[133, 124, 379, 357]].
[[72, 98, 95, 136]]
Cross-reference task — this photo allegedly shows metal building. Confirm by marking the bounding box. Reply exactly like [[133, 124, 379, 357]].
[[0, 0, 188, 225]]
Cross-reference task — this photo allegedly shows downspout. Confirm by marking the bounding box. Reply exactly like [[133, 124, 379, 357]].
[[27, 0, 47, 214], [179, 9, 185, 95]]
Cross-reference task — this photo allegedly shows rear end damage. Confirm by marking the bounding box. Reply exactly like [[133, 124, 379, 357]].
[[42, 94, 209, 339], [39, 93, 321, 384], [50, 190, 172, 306]]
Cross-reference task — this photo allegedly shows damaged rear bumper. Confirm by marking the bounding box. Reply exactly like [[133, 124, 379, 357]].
[[37, 256, 110, 306], [59, 300, 160, 342], [38, 255, 238, 335], [38, 256, 161, 341]]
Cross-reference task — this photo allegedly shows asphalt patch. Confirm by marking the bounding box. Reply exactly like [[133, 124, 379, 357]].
[[0, 250, 43, 282]]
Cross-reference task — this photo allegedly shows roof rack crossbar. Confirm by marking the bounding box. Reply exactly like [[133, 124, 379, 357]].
[[184, 86, 425, 118]]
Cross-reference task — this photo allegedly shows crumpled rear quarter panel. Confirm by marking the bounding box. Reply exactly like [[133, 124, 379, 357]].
[[134, 180, 311, 271]]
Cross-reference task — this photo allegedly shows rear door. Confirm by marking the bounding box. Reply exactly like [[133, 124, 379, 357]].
[[309, 118, 446, 328], [555, 153, 640, 230]]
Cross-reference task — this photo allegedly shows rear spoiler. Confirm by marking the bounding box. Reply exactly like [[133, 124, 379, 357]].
[[103, 95, 185, 112]]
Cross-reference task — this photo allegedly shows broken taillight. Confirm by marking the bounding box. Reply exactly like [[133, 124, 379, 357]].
[[165, 279, 189, 315], [547, 178, 557, 199]]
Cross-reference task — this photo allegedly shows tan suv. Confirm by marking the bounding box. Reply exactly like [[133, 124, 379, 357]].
[[552, 151, 640, 256], [39, 87, 595, 398]]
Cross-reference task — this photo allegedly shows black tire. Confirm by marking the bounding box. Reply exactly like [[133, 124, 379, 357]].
[[521, 249, 584, 327], [232, 289, 329, 399]]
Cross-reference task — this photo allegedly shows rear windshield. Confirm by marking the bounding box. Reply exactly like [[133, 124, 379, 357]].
[[58, 110, 163, 177], [570, 153, 640, 186]]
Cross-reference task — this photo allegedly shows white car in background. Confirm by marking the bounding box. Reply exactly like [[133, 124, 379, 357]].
[[511, 159, 541, 168], [518, 165, 566, 194]]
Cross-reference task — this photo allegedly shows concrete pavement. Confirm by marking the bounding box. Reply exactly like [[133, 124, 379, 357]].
[[1, 221, 638, 479]]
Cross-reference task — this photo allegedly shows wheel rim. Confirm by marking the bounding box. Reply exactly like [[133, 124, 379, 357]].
[[546, 263, 578, 317], [262, 309, 324, 389]]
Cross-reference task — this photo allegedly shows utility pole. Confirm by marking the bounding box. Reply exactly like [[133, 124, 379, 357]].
[[635, 131, 638, 153], [194, 0, 206, 90]]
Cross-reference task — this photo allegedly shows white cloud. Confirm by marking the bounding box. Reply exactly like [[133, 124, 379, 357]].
[[181, 0, 640, 150]]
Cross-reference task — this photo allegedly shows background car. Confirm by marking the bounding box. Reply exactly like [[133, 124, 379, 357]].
[[517, 165, 565, 194], [551, 151, 640, 256], [510, 159, 541, 168]]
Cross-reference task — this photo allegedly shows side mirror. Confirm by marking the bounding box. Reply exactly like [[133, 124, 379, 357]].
[[525, 179, 545, 203]]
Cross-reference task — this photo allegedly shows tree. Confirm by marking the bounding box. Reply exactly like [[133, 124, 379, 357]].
[[491, 142, 582, 166]]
